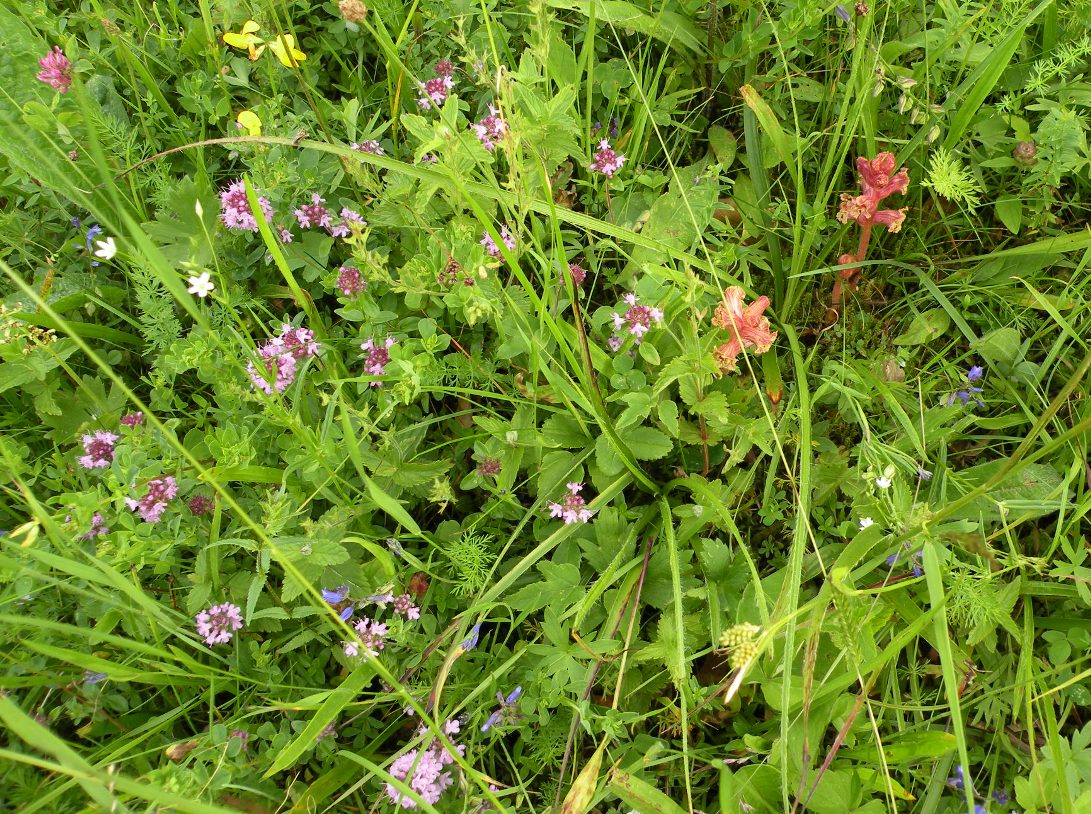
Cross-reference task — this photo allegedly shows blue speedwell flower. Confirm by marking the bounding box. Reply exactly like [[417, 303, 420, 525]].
[[948, 364, 985, 408], [481, 686, 522, 732]]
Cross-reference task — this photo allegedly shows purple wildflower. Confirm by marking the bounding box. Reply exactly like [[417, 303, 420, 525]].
[[477, 457, 502, 477], [78, 430, 119, 469], [590, 138, 625, 178], [393, 593, 420, 620], [885, 541, 923, 577], [247, 323, 321, 395], [917, 467, 933, 481], [219, 180, 275, 232], [384, 721, 464, 809], [948, 766, 965, 790], [567, 263, 587, 287], [461, 623, 482, 652], [343, 616, 388, 657], [316, 722, 337, 742], [79, 512, 110, 541], [992, 790, 1010, 806], [322, 586, 355, 621], [609, 117, 620, 138], [549, 481, 596, 524], [949, 365, 985, 407], [967, 364, 984, 382], [230, 729, 250, 751], [294, 193, 333, 230], [82, 670, 108, 686], [607, 334, 624, 352], [481, 226, 515, 258], [611, 293, 663, 344], [37, 47, 72, 93], [834, 5, 851, 22], [337, 266, 366, 296], [120, 412, 144, 428], [125, 476, 178, 523], [352, 140, 385, 156], [194, 602, 244, 646], [473, 105, 508, 151], [480, 686, 522, 732], [360, 336, 396, 386]]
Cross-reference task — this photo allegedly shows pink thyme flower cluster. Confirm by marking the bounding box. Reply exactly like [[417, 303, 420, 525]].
[[480, 226, 515, 259], [79, 512, 109, 541], [351, 140, 385, 156], [393, 593, 420, 620], [247, 323, 321, 395], [188, 495, 215, 516], [384, 720, 464, 809], [294, 194, 366, 238], [549, 482, 595, 524], [219, 180, 275, 232], [78, 430, 119, 469], [37, 47, 72, 93], [120, 412, 144, 428], [360, 336, 396, 386], [194, 602, 244, 646], [337, 266, 366, 296], [125, 476, 178, 523], [343, 616, 389, 657], [710, 286, 778, 374], [472, 105, 508, 152], [836, 152, 910, 235], [610, 293, 663, 346], [590, 138, 625, 178], [417, 59, 456, 111]]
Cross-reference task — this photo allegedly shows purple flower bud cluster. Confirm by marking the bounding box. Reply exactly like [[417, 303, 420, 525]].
[[219, 179, 275, 232], [590, 138, 625, 178], [194, 602, 244, 646], [385, 719, 464, 809], [78, 430, 119, 469], [294, 194, 366, 238], [120, 412, 144, 428], [337, 265, 366, 296], [473, 105, 508, 152], [418, 59, 456, 110], [125, 476, 178, 523], [79, 512, 110, 540], [610, 292, 663, 345], [247, 323, 321, 395], [360, 336, 396, 386]]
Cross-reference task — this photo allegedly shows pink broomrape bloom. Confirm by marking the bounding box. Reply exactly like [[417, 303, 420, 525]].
[[195, 602, 244, 646], [710, 287, 778, 374], [78, 430, 119, 469], [832, 152, 910, 310], [360, 336, 396, 386], [37, 47, 72, 93], [590, 138, 625, 178], [549, 482, 595, 524]]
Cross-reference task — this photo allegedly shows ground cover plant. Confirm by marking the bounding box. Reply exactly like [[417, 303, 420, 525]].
[[1, 0, 1089, 811]]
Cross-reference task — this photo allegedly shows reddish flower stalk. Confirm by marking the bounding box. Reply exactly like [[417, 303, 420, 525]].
[[832, 152, 909, 309]]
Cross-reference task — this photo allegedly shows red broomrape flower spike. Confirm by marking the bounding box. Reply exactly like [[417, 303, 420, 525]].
[[832, 152, 910, 312]]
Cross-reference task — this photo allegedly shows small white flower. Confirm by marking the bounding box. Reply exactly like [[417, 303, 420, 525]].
[[186, 272, 216, 298], [92, 237, 117, 260], [858, 516, 875, 530], [875, 476, 892, 489]]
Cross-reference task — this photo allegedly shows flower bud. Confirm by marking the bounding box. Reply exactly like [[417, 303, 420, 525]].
[[339, 0, 368, 23], [1013, 140, 1037, 166]]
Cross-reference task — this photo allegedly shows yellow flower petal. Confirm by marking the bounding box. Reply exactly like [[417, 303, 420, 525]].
[[223, 20, 265, 59], [267, 34, 307, 67], [236, 110, 262, 137]]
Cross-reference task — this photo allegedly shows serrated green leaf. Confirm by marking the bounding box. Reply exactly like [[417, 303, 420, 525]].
[[621, 426, 673, 460]]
